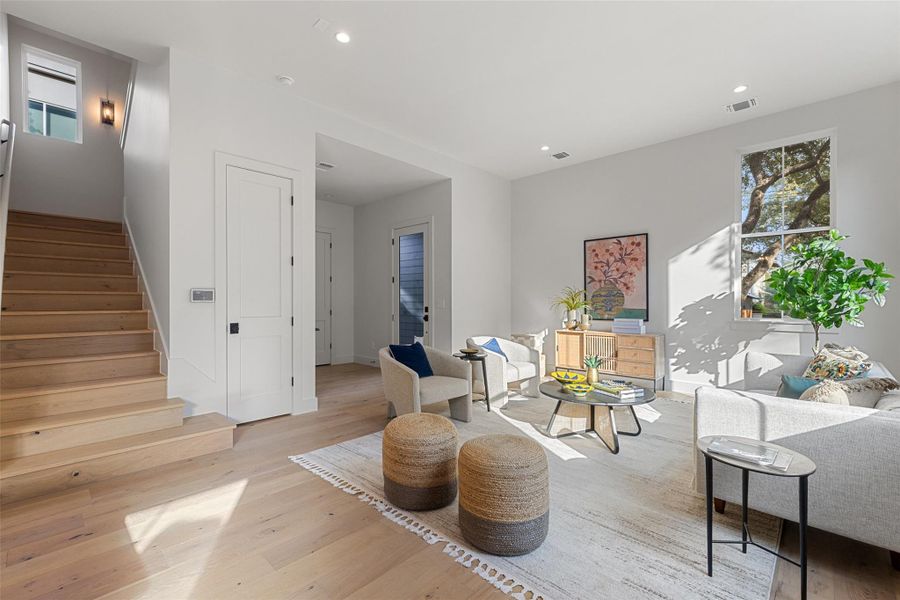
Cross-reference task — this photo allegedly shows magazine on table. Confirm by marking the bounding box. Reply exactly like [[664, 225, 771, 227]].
[[707, 437, 793, 471]]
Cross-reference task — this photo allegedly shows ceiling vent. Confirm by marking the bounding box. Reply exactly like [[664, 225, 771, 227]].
[[725, 98, 759, 113], [316, 161, 335, 171], [551, 151, 570, 160]]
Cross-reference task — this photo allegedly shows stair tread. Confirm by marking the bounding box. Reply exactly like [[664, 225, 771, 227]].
[[4, 236, 127, 250], [8, 209, 123, 227], [1, 399, 184, 436], [8, 222, 125, 237], [4, 270, 136, 279], [2, 290, 142, 295], [2, 309, 148, 316], [4, 253, 133, 264], [0, 329, 153, 341], [0, 413, 235, 478], [1, 350, 158, 369], [0, 374, 167, 400]]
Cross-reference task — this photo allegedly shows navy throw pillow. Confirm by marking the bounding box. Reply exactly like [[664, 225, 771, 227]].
[[777, 375, 820, 399], [481, 338, 508, 361], [389, 342, 433, 378]]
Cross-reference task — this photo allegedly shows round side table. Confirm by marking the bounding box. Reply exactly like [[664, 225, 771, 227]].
[[697, 436, 816, 600], [452, 352, 491, 412]]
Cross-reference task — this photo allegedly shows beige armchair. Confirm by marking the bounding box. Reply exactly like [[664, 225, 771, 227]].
[[466, 336, 542, 409], [378, 346, 472, 422]]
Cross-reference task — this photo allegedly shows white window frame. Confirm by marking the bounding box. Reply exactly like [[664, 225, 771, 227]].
[[732, 128, 837, 322], [21, 44, 83, 144]]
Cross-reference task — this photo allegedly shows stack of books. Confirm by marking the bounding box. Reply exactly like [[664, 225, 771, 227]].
[[593, 379, 645, 400], [707, 437, 793, 471], [612, 318, 646, 334]]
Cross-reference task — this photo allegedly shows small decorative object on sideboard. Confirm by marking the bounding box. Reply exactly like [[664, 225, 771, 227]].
[[551, 286, 589, 330], [584, 354, 603, 385], [578, 313, 592, 330]]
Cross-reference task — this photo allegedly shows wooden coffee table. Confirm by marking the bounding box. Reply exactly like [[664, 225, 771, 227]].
[[539, 381, 655, 454]]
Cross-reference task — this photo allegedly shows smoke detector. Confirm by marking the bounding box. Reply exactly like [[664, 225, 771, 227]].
[[551, 151, 571, 160], [316, 161, 336, 171], [725, 98, 758, 113]]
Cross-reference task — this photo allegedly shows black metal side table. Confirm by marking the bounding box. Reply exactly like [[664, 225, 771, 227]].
[[452, 351, 491, 412], [697, 436, 816, 600]]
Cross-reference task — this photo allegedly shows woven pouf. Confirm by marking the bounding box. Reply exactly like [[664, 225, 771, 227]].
[[382, 413, 459, 510], [458, 434, 549, 556]]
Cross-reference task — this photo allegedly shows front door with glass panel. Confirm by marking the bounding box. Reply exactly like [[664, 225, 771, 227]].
[[392, 223, 431, 346]]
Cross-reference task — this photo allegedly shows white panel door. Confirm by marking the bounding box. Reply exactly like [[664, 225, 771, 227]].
[[392, 223, 431, 346], [226, 165, 293, 423], [315, 230, 332, 365]]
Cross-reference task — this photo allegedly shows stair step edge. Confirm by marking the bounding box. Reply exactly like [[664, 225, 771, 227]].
[[1, 329, 153, 341], [0, 375, 167, 399], [1, 350, 159, 369], [2, 309, 148, 316], [5, 253, 133, 264], [0, 413, 235, 478], [5, 236, 128, 250], [8, 222, 126, 237], [8, 209, 123, 227], [1, 399, 185, 436], [4, 271, 136, 279]]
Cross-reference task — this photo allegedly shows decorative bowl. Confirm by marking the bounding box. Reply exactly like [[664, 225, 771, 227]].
[[565, 383, 592, 396], [549, 370, 586, 384], [459, 348, 480, 355]]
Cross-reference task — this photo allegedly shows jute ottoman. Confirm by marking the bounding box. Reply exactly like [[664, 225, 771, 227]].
[[382, 413, 458, 510], [458, 434, 549, 556]]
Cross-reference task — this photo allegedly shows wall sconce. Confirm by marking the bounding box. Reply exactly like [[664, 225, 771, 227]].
[[101, 99, 115, 125]]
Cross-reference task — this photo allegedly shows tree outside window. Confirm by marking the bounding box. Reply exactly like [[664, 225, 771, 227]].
[[739, 136, 832, 318]]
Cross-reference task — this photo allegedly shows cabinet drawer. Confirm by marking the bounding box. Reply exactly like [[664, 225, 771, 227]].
[[616, 360, 655, 379], [617, 334, 655, 350], [617, 347, 654, 364]]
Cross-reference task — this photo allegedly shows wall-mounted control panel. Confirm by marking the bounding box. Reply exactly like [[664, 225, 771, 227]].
[[190, 288, 216, 303]]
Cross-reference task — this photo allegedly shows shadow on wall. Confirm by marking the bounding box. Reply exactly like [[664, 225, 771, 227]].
[[666, 226, 766, 390], [668, 292, 766, 389]]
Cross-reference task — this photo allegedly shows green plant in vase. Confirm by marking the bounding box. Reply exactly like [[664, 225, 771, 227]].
[[551, 286, 589, 329], [768, 229, 893, 353], [584, 354, 604, 385]]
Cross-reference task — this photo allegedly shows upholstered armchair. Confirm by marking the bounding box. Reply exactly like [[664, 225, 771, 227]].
[[466, 336, 542, 409], [378, 347, 472, 422]]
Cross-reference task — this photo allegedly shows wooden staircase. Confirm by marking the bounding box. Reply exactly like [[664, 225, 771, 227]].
[[0, 209, 234, 504]]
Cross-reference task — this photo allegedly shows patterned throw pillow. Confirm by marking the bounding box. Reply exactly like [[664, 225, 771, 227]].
[[802, 344, 872, 381], [800, 378, 899, 408]]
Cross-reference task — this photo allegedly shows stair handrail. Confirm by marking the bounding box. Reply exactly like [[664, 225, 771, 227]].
[[0, 118, 17, 302]]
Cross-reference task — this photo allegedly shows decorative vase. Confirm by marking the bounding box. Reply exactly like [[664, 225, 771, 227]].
[[578, 313, 592, 330], [566, 309, 577, 330], [586, 367, 599, 385], [591, 283, 625, 319]]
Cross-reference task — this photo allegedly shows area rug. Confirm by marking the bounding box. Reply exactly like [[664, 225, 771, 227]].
[[289, 394, 778, 600]]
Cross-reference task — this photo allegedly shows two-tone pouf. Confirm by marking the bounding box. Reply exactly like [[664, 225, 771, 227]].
[[458, 434, 549, 556], [382, 413, 459, 510]]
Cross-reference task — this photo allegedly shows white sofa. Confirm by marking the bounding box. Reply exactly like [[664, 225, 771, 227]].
[[694, 351, 900, 558], [378, 346, 472, 422], [466, 336, 541, 409]]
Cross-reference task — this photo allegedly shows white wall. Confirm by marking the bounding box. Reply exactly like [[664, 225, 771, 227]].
[[353, 180, 452, 364], [1, 13, 9, 121], [316, 199, 354, 364], [166, 48, 510, 417], [511, 83, 900, 391], [7, 20, 131, 220], [123, 55, 170, 351]]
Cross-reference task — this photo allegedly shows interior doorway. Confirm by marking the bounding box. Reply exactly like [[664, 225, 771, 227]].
[[315, 230, 333, 365]]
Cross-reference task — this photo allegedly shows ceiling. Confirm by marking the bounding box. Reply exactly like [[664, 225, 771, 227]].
[[316, 135, 446, 206], [5, 1, 899, 180]]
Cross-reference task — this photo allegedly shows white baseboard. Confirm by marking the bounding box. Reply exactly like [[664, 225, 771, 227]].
[[123, 215, 169, 373], [354, 354, 378, 366]]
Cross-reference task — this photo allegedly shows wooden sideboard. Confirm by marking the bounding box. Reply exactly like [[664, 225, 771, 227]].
[[554, 330, 666, 389]]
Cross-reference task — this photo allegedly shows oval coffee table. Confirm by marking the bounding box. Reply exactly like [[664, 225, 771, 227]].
[[539, 381, 655, 454]]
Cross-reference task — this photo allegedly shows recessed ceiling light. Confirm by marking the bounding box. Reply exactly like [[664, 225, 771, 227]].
[[335, 31, 351, 44], [540, 145, 550, 152], [276, 75, 295, 86], [733, 84, 749, 93]]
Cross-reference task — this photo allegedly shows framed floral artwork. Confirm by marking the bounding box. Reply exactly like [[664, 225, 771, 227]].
[[584, 233, 648, 320]]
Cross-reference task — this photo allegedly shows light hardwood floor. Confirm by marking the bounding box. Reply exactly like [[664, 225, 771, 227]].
[[0, 363, 896, 599]]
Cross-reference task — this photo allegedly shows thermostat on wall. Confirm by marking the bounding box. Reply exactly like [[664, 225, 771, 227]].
[[190, 288, 216, 303]]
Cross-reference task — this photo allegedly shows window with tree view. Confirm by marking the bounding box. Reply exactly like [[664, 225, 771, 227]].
[[739, 135, 831, 319]]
